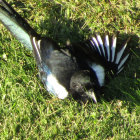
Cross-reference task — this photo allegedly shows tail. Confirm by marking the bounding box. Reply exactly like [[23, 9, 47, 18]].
[[89, 33, 130, 76], [0, 0, 39, 50]]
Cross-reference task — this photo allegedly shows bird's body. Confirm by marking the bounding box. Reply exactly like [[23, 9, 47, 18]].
[[0, 0, 130, 103], [31, 36, 79, 99]]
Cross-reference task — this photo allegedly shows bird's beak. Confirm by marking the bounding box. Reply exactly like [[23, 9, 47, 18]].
[[86, 91, 97, 104]]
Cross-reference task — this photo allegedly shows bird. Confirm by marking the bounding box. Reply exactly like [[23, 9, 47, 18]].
[[0, 0, 130, 103]]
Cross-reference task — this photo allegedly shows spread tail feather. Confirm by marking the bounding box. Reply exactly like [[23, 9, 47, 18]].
[[90, 33, 130, 75]]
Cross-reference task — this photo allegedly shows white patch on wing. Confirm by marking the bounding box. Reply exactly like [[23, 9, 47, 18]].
[[115, 42, 128, 64], [96, 34, 105, 57], [46, 74, 68, 99], [89, 63, 105, 87], [111, 36, 117, 62], [90, 40, 97, 50], [91, 37, 102, 55], [104, 34, 110, 61], [118, 54, 129, 70]]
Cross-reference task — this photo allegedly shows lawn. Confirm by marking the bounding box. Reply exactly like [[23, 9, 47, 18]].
[[0, 0, 140, 139]]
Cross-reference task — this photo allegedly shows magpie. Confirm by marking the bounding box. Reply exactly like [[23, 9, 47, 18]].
[[0, 0, 130, 103]]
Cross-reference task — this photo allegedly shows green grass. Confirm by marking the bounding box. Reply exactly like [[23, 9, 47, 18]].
[[0, 0, 140, 139]]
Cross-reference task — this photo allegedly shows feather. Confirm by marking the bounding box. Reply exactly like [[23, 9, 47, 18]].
[[0, 6, 32, 50], [115, 38, 130, 64], [118, 54, 129, 70], [32, 37, 42, 63], [104, 34, 110, 61], [96, 34, 105, 57], [111, 35, 117, 62], [91, 37, 102, 55]]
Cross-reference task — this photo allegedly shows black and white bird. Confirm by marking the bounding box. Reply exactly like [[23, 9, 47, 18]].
[[0, 0, 130, 103]]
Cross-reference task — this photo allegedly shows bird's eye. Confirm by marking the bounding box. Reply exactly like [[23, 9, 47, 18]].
[[72, 83, 77, 88]]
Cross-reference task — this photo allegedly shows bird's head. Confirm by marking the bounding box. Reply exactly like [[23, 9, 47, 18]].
[[70, 70, 99, 103]]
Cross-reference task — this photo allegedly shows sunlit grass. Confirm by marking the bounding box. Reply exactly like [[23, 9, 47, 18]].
[[0, 0, 140, 139]]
